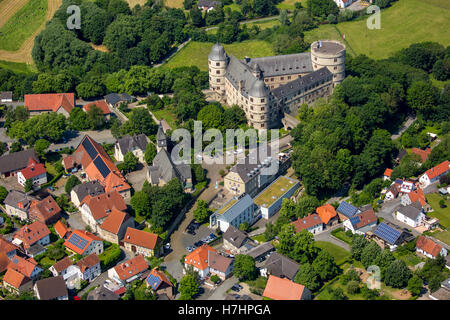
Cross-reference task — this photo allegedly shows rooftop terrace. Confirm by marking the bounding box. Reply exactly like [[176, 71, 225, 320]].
[[254, 176, 299, 208]]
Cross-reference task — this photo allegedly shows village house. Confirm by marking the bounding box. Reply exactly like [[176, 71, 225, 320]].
[[411, 147, 431, 164], [80, 190, 127, 233], [336, 201, 360, 221], [24, 93, 75, 117], [383, 168, 393, 181], [54, 220, 71, 239], [222, 225, 252, 254], [400, 189, 432, 212], [104, 93, 133, 109], [108, 255, 148, 286], [97, 209, 134, 244], [17, 158, 47, 188], [385, 183, 401, 201], [2, 268, 33, 294], [370, 222, 414, 251], [49, 257, 81, 290], [343, 208, 378, 235], [291, 213, 323, 235], [208, 251, 234, 281], [13, 221, 51, 251], [419, 160, 450, 188], [0, 235, 18, 260], [184, 244, 217, 279], [77, 253, 101, 282], [34, 276, 68, 300], [0, 91, 13, 103], [316, 204, 339, 228], [416, 236, 447, 259], [64, 230, 104, 256], [8, 255, 43, 280], [262, 275, 311, 300], [27, 243, 47, 258], [82, 100, 112, 120], [261, 252, 299, 280], [0, 149, 39, 179], [114, 134, 148, 163], [123, 227, 161, 257], [70, 181, 105, 208], [210, 194, 255, 233], [4, 190, 36, 220], [145, 268, 175, 299], [395, 202, 426, 228], [87, 286, 120, 300], [28, 195, 61, 225], [49, 256, 74, 277], [62, 135, 131, 199], [198, 0, 221, 11], [246, 242, 275, 262]]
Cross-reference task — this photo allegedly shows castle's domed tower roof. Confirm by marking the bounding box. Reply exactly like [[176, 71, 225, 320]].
[[208, 43, 226, 61], [249, 62, 261, 73], [249, 79, 269, 98]]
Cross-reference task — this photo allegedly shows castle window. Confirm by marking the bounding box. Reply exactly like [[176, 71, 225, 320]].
[[333, 66, 337, 70], [298, 75, 301, 78], [334, 58, 337, 62], [261, 107, 265, 111], [315, 57, 317, 61], [216, 79, 220, 82], [261, 98, 265, 103], [250, 98, 253, 102], [216, 62, 220, 66], [288, 76, 291, 80], [271, 78, 274, 81], [250, 115, 254, 119], [261, 123, 265, 127], [280, 77, 284, 80], [216, 70, 220, 74], [261, 115, 265, 120], [250, 106, 254, 110]]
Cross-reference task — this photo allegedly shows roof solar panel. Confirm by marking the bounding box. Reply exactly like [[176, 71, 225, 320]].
[[146, 274, 162, 290], [349, 216, 360, 227], [82, 138, 99, 160], [374, 223, 401, 245], [68, 233, 89, 250], [337, 201, 358, 218], [93, 157, 111, 178]]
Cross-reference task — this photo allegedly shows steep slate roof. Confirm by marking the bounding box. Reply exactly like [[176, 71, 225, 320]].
[[264, 252, 299, 280], [223, 225, 248, 248], [24, 93, 75, 113], [117, 134, 148, 155], [29, 195, 61, 223], [87, 286, 120, 300], [416, 236, 442, 258], [77, 253, 100, 273], [423, 160, 450, 180], [208, 43, 227, 61], [3, 268, 31, 289], [113, 255, 148, 281], [226, 55, 265, 99], [14, 221, 50, 248], [81, 191, 127, 221], [263, 275, 306, 300], [64, 230, 102, 255], [52, 256, 73, 273], [397, 204, 422, 220], [337, 201, 360, 218], [149, 148, 192, 184], [272, 67, 333, 100], [100, 208, 132, 235], [82, 100, 111, 115], [243, 52, 313, 77], [291, 213, 322, 233], [316, 204, 337, 225], [0, 149, 39, 174], [20, 158, 46, 180], [71, 181, 105, 204], [185, 244, 216, 271], [228, 146, 277, 183], [208, 251, 233, 273], [123, 228, 159, 250], [35, 276, 68, 300]]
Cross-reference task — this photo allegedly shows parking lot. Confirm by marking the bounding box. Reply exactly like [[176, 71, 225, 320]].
[[181, 221, 218, 253]]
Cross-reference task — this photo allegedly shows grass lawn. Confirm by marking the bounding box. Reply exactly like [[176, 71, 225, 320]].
[[245, 19, 281, 30], [315, 241, 351, 265], [164, 40, 275, 71], [276, 0, 304, 10], [39, 256, 55, 269], [224, 3, 241, 12], [431, 230, 450, 246], [304, 0, 450, 59], [152, 108, 178, 130], [330, 228, 353, 244], [0, 59, 36, 74], [425, 193, 450, 229], [0, 0, 48, 51], [393, 251, 424, 267], [250, 233, 266, 243]]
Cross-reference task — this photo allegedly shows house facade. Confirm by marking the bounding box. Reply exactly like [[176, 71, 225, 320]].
[[209, 194, 255, 233], [123, 227, 161, 257], [17, 158, 47, 188], [416, 236, 448, 259], [419, 160, 450, 187], [0, 149, 39, 178], [395, 204, 426, 228], [64, 230, 104, 256], [114, 134, 148, 163], [291, 213, 323, 235], [108, 255, 148, 285], [4, 190, 36, 220], [184, 244, 217, 279]]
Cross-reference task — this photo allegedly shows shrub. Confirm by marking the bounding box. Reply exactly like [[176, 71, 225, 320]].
[[210, 275, 220, 284], [347, 280, 360, 294]]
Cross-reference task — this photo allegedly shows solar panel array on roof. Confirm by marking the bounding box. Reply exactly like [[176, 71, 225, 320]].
[[337, 201, 359, 218], [146, 273, 162, 290], [349, 216, 360, 227], [93, 157, 111, 178], [82, 138, 99, 160], [68, 233, 89, 250], [373, 223, 401, 245]]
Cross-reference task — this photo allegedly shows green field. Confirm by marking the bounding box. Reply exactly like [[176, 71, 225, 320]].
[[207, 19, 281, 35], [164, 40, 275, 71], [426, 193, 450, 228], [277, 0, 304, 10], [432, 230, 450, 246], [0, 59, 35, 74], [315, 241, 351, 265], [305, 0, 450, 59], [224, 3, 241, 12], [0, 0, 48, 51], [152, 108, 178, 130]]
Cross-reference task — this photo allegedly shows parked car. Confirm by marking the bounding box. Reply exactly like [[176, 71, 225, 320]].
[[194, 241, 203, 247], [231, 284, 242, 292], [186, 246, 194, 253]]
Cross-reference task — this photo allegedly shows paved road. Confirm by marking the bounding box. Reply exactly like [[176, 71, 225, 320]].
[[207, 276, 237, 300], [155, 38, 192, 68], [314, 223, 350, 251], [391, 115, 416, 140], [204, 14, 293, 31]]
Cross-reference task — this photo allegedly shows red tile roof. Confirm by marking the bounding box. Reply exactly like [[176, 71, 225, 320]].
[[316, 204, 337, 224], [14, 221, 50, 249], [83, 100, 111, 115], [354, 209, 377, 229], [52, 256, 73, 273], [8, 255, 39, 278], [291, 213, 322, 233], [184, 244, 216, 271], [20, 158, 46, 180], [3, 268, 31, 289], [113, 255, 148, 281], [29, 195, 61, 224], [24, 93, 75, 113], [123, 228, 159, 250], [64, 230, 102, 255], [0, 235, 17, 255], [411, 148, 431, 163], [408, 189, 427, 207], [99, 208, 131, 235], [0, 252, 9, 273], [424, 160, 450, 180], [81, 191, 127, 221], [263, 275, 305, 300], [54, 220, 70, 238], [77, 253, 100, 273], [384, 168, 393, 177], [416, 236, 442, 258]]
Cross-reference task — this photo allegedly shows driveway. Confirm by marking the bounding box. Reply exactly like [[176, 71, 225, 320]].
[[67, 211, 87, 230], [314, 224, 350, 251], [206, 276, 237, 300], [125, 163, 148, 191], [376, 198, 421, 236]]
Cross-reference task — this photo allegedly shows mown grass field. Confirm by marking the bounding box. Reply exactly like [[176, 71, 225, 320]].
[[426, 193, 450, 229], [432, 230, 450, 246], [305, 0, 450, 59], [164, 40, 275, 71], [126, 0, 146, 7], [0, 0, 48, 51], [276, 0, 304, 10], [315, 241, 351, 264], [165, 0, 183, 8], [0, 59, 36, 74]]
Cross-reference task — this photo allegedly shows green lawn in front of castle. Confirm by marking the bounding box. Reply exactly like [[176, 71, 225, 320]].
[[163, 40, 275, 71]]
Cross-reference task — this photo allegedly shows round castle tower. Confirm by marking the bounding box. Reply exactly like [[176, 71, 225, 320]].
[[247, 76, 271, 130], [310, 40, 346, 86], [208, 43, 227, 100]]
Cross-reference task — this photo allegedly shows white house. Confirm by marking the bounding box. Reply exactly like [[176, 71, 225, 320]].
[[209, 194, 255, 233], [114, 134, 148, 163], [419, 160, 450, 187], [333, 0, 356, 8], [208, 251, 233, 281], [343, 209, 377, 235], [108, 255, 148, 286], [416, 236, 448, 259], [184, 244, 216, 279], [64, 230, 104, 256], [77, 254, 101, 282], [291, 214, 323, 235], [17, 158, 47, 188], [395, 203, 426, 228]]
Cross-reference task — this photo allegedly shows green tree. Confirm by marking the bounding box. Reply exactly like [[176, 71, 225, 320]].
[[65, 175, 81, 194], [123, 152, 139, 173], [347, 280, 360, 294], [407, 275, 423, 296], [121, 108, 157, 137], [69, 108, 90, 131], [10, 141, 22, 153], [179, 270, 199, 300], [360, 241, 382, 268], [312, 250, 339, 282], [294, 263, 321, 291], [193, 200, 212, 224], [192, 164, 206, 184], [144, 143, 157, 165], [87, 105, 106, 130], [350, 236, 369, 261], [233, 254, 258, 281], [130, 191, 151, 218], [407, 81, 439, 119], [0, 186, 8, 203], [24, 179, 33, 192], [197, 104, 224, 130], [34, 139, 50, 157], [384, 260, 411, 288]]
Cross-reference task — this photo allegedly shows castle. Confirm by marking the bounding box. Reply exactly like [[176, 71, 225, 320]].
[[208, 40, 346, 130]]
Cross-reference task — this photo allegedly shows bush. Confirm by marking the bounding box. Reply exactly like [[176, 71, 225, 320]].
[[98, 244, 122, 271], [210, 275, 220, 284], [347, 280, 360, 294]]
